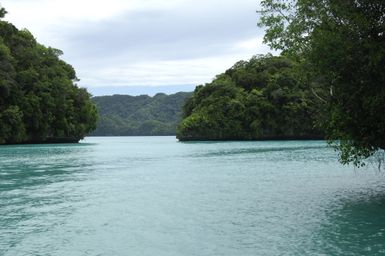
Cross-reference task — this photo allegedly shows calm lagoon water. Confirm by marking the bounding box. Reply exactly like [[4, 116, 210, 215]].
[[1, 137, 385, 255]]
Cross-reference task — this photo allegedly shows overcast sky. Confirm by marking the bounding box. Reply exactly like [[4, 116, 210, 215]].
[[1, 0, 272, 95]]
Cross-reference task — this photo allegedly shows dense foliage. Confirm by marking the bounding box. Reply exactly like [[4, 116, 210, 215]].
[[258, 0, 385, 165], [177, 54, 324, 141], [91, 92, 192, 136], [0, 9, 97, 144]]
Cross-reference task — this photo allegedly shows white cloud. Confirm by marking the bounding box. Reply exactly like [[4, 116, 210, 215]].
[[2, 0, 182, 44], [1, 0, 271, 91], [235, 37, 264, 51], [80, 56, 236, 87], [79, 50, 269, 87], [3, 0, 182, 23]]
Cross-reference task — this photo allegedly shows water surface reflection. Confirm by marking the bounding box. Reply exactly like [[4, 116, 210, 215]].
[[313, 189, 385, 255], [0, 143, 97, 252]]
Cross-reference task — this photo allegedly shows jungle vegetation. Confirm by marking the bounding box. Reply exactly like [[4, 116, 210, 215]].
[[91, 92, 192, 136], [258, 0, 385, 165], [177, 54, 325, 141], [0, 7, 97, 144], [178, 0, 385, 166]]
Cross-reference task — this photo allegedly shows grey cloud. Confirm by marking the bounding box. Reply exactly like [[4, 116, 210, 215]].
[[63, 0, 262, 62], [2, 0, 270, 88]]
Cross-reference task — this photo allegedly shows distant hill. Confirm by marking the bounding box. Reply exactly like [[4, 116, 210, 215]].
[[91, 92, 192, 136]]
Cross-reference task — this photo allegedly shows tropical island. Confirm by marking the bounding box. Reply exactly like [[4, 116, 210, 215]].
[[1, 0, 384, 167], [177, 54, 325, 141], [1, 1, 385, 255], [177, 0, 385, 167], [91, 92, 192, 136], [0, 7, 97, 144]]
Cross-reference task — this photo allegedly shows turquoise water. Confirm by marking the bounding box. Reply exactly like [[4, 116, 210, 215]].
[[1, 137, 385, 255]]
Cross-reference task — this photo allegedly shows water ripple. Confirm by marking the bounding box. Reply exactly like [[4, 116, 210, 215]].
[[0, 137, 384, 255]]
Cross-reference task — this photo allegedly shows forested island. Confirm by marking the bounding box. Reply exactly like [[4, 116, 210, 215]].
[[1, 0, 384, 167], [177, 55, 325, 141], [91, 92, 192, 136], [178, 0, 385, 166], [0, 8, 97, 144]]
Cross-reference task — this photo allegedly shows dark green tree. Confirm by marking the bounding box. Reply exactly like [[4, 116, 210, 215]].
[[258, 0, 385, 165], [0, 7, 97, 144], [177, 55, 324, 141], [0, 6, 6, 19]]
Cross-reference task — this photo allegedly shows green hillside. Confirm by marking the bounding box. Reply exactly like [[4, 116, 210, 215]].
[[91, 92, 192, 136], [0, 9, 97, 144], [177, 54, 325, 141]]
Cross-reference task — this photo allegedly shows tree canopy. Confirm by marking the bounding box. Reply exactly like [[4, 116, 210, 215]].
[[91, 92, 192, 136], [0, 8, 97, 144], [0, 6, 6, 18], [258, 0, 385, 165], [177, 54, 324, 141]]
